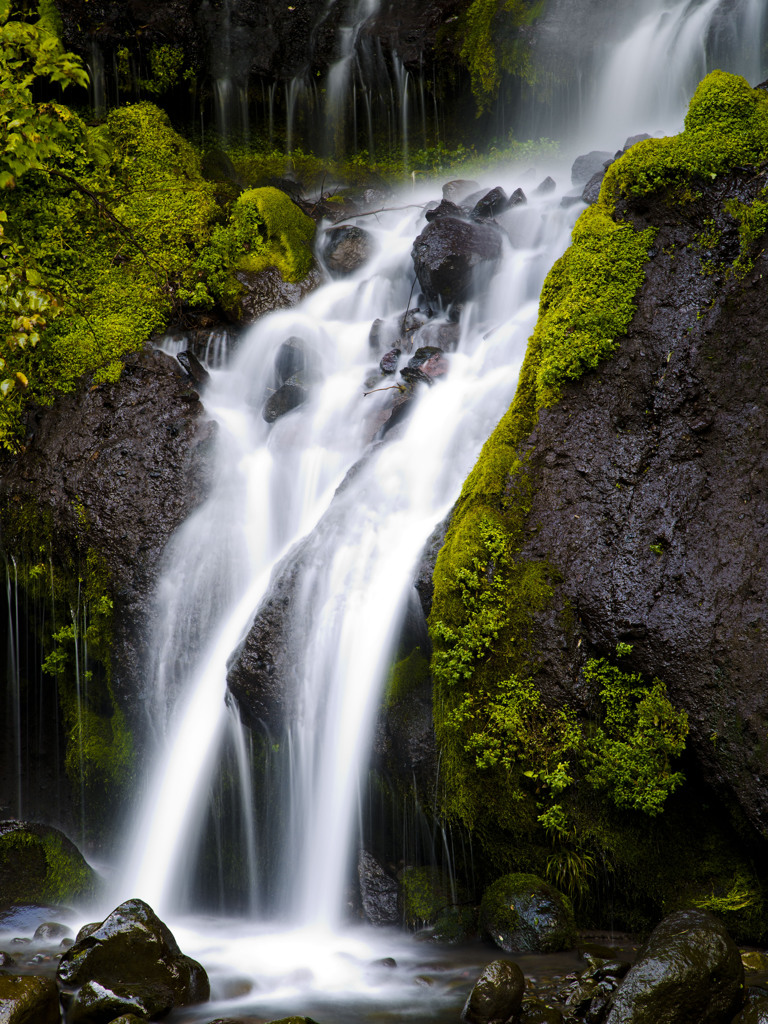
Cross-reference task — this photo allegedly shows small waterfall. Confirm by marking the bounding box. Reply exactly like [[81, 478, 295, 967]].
[[325, 0, 380, 155]]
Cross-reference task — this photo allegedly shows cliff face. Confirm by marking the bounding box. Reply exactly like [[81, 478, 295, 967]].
[[429, 72, 768, 937]]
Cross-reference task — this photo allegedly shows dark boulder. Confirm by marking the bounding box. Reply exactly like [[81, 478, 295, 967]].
[[426, 199, 467, 222], [274, 336, 310, 385], [57, 898, 209, 1019], [358, 850, 399, 925], [732, 993, 768, 1023], [582, 169, 606, 205], [469, 187, 511, 221], [461, 960, 526, 1024], [379, 348, 402, 374], [177, 348, 210, 385], [411, 218, 502, 308], [0, 973, 59, 1024], [405, 346, 449, 380], [479, 874, 576, 953], [263, 376, 310, 422], [0, 821, 97, 907], [321, 225, 376, 277], [234, 265, 322, 324], [571, 150, 613, 186], [534, 176, 557, 194], [509, 187, 527, 207], [605, 909, 743, 1024]]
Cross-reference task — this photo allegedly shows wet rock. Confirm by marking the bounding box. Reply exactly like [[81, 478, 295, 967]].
[[411, 217, 502, 308], [605, 910, 743, 1024], [368, 317, 388, 352], [235, 264, 322, 324], [263, 376, 310, 423], [400, 366, 434, 387], [34, 920, 73, 941], [442, 179, 480, 203], [462, 959, 526, 1024], [274, 336, 310, 386], [582, 169, 606, 205], [535, 176, 557, 194], [426, 199, 466, 223], [398, 865, 474, 939], [571, 150, 613, 186], [519, 1000, 563, 1023], [479, 873, 576, 953], [406, 346, 449, 379], [733, 993, 768, 1023], [0, 951, 15, 966], [0, 821, 97, 906], [510, 187, 528, 207], [417, 319, 461, 351], [57, 898, 209, 1019], [379, 349, 401, 374], [358, 850, 399, 925], [177, 348, 210, 385], [322, 225, 376, 277], [469, 187, 511, 221], [0, 973, 59, 1024]]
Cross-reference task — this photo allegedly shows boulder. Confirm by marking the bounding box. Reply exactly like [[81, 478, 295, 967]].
[[479, 874, 576, 953], [469, 187, 511, 221], [571, 150, 613, 185], [0, 973, 59, 1024], [461, 959, 526, 1024], [0, 821, 97, 907], [581, 169, 606, 205], [234, 264, 322, 324], [405, 347, 449, 380], [442, 179, 480, 203], [177, 348, 210, 385], [379, 349, 401, 374], [426, 199, 466, 222], [321, 225, 376, 277], [57, 898, 209, 1020], [263, 376, 310, 423], [358, 850, 399, 925], [605, 909, 743, 1024], [509, 187, 527, 207], [732, 993, 768, 1024], [411, 218, 502, 308], [274, 336, 311, 386], [623, 133, 653, 151], [534, 176, 557, 194]]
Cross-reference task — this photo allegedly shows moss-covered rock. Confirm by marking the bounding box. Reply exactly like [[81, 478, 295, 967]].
[[0, 972, 60, 1024], [0, 820, 97, 906], [479, 873, 576, 953]]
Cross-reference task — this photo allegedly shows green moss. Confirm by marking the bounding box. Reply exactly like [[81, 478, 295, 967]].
[[0, 826, 96, 904], [602, 71, 768, 205], [385, 647, 431, 708], [723, 197, 768, 277]]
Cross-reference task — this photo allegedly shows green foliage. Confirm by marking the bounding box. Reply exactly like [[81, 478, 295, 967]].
[[602, 71, 768, 204], [723, 197, 768, 277], [139, 44, 186, 95], [455, 0, 545, 114]]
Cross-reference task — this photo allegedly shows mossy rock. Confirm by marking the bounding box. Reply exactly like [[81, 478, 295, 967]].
[[398, 865, 476, 940], [479, 873, 576, 953], [0, 973, 59, 1024], [0, 821, 97, 907]]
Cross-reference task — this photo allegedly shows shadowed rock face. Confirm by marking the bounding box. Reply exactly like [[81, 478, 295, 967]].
[[0, 346, 213, 817], [513, 167, 768, 840]]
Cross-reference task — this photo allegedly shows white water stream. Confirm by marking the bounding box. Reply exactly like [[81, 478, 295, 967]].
[[86, 0, 765, 1019]]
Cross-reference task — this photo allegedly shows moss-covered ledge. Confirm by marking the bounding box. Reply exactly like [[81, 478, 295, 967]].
[[428, 71, 768, 936]]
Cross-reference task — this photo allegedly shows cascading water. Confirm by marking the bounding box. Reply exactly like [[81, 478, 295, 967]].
[[89, 0, 766, 1018]]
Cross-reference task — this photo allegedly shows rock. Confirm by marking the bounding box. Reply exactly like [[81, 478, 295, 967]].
[[321, 225, 376, 277], [358, 850, 399, 925], [177, 348, 210, 385], [368, 317, 387, 352], [732, 993, 768, 1023], [461, 959, 526, 1024], [442, 179, 480, 203], [417, 319, 461, 351], [411, 218, 502, 308], [263, 376, 310, 423], [34, 920, 73, 941], [479, 874, 576, 953], [57, 898, 209, 1018], [623, 133, 653, 151], [426, 199, 466, 222], [0, 821, 96, 907], [274, 336, 310, 386], [400, 366, 433, 387], [234, 264, 322, 324], [582, 169, 606, 205], [469, 187, 511, 221], [534, 176, 557, 194], [519, 1001, 563, 1023], [0, 952, 15, 966], [0, 973, 59, 1024], [605, 910, 743, 1024], [379, 348, 401, 374], [509, 187, 527, 207], [571, 150, 613, 186], [405, 347, 449, 379]]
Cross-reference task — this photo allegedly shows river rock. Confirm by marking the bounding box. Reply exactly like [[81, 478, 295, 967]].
[[322, 225, 376, 277], [461, 959, 526, 1024], [274, 336, 310, 385], [263, 376, 310, 422], [57, 898, 209, 1019], [379, 348, 401, 374], [0, 973, 59, 1024], [406, 346, 449, 379], [509, 187, 527, 207], [0, 820, 97, 907], [582, 169, 606, 205], [534, 176, 557, 194], [733, 993, 768, 1024], [605, 909, 743, 1024], [571, 150, 613, 185], [479, 873, 576, 953], [411, 217, 502, 308], [358, 849, 399, 925], [623, 133, 653, 151], [177, 348, 210, 385], [469, 187, 511, 221], [443, 179, 480, 203]]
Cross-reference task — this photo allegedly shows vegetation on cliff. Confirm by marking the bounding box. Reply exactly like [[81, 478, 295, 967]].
[[428, 70, 768, 935]]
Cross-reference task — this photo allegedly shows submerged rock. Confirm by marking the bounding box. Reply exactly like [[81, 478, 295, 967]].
[[605, 909, 743, 1024], [57, 898, 209, 1021], [479, 873, 576, 953], [462, 960, 526, 1024]]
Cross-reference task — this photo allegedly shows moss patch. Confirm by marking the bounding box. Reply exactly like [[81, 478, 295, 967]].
[[0, 822, 96, 905]]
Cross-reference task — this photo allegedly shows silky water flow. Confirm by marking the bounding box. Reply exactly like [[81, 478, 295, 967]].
[[64, 0, 766, 1019]]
